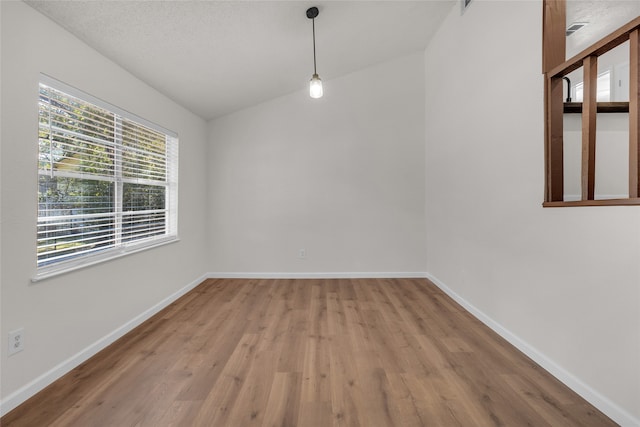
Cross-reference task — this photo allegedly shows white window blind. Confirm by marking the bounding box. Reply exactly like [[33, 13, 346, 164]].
[[36, 76, 178, 277]]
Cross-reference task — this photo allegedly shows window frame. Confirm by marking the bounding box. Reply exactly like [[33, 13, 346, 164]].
[[34, 75, 179, 281]]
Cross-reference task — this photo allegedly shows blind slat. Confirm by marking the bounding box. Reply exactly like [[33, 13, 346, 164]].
[[37, 79, 178, 269]]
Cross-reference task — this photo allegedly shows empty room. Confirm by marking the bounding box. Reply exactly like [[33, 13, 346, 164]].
[[1, 0, 639, 426]]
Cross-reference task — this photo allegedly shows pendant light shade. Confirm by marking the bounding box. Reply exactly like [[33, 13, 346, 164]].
[[310, 73, 323, 98], [306, 7, 323, 99]]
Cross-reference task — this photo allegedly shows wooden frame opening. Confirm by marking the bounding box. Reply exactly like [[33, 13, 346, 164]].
[[542, 0, 640, 207]]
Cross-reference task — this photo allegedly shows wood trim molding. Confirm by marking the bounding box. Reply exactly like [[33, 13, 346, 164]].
[[542, 0, 566, 73], [630, 29, 640, 198], [581, 56, 597, 200], [563, 102, 629, 114], [543, 0, 566, 202], [547, 75, 564, 202], [543, 198, 640, 207]]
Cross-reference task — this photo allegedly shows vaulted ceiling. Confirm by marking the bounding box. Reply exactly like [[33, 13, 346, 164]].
[[26, 1, 456, 120]]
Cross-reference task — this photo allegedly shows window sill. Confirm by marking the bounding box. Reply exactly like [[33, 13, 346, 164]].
[[543, 198, 640, 207], [32, 236, 180, 283]]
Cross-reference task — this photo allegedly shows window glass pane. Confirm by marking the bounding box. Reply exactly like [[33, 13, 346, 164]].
[[123, 183, 165, 211], [122, 183, 166, 243], [39, 86, 115, 177], [37, 176, 115, 266], [122, 119, 167, 182]]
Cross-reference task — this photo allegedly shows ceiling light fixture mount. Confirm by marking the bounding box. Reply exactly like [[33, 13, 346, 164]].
[[307, 6, 323, 99]]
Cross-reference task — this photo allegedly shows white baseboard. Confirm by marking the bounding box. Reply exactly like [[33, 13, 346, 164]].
[[6, 271, 635, 426], [425, 272, 640, 427], [0, 273, 209, 417], [207, 272, 428, 279]]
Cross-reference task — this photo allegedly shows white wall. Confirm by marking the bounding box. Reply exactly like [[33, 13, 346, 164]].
[[207, 53, 427, 275], [564, 114, 629, 200], [0, 1, 209, 413], [425, 1, 640, 425]]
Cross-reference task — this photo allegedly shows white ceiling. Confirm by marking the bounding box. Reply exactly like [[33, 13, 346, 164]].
[[25, 0, 456, 120]]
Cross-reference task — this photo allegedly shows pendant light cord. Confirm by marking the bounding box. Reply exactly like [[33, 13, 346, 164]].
[[312, 18, 317, 75]]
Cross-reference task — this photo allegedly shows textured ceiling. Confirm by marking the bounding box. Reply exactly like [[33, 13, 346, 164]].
[[566, 0, 640, 57], [26, 0, 456, 120]]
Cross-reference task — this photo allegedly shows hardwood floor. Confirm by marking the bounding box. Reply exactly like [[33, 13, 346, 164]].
[[2, 278, 616, 426]]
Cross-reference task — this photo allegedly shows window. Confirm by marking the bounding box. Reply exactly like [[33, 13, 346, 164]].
[[36, 75, 178, 278]]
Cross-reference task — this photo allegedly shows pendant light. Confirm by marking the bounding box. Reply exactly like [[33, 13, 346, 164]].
[[306, 7, 323, 99]]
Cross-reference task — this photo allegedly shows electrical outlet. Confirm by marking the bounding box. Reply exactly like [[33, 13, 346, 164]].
[[298, 248, 306, 259], [8, 328, 24, 356]]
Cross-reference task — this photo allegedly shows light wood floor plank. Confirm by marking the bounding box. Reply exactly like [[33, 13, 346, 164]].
[[1, 278, 617, 427], [262, 371, 302, 427]]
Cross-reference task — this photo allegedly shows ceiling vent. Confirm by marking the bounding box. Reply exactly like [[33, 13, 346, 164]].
[[566, 22, 588, 36]]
